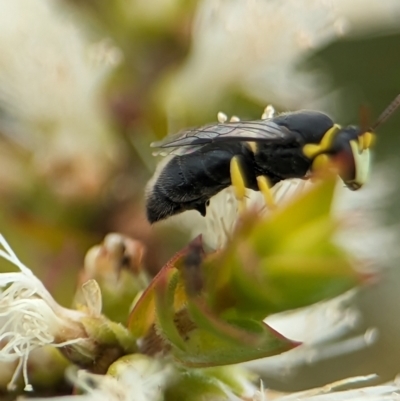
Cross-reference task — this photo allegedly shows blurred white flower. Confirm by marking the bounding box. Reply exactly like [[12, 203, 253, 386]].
[[246, 293, 378, 380], [165, 0, 400, 125], [258, 376, 400, 401], [22, 370, 125, 401], [0, 0, 122, 198], [27, 355, 176, 401], [0, 346, 69, 392], [332, 168, 398, 271]]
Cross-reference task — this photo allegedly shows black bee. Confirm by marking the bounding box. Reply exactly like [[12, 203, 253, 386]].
[[146, 95, 400, 223]]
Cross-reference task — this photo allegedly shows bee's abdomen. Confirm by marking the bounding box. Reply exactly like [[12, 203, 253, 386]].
[[145, 183, 184, 223], [146, 143, 256, 223]]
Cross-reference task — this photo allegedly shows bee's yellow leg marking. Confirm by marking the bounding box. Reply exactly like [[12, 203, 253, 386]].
[[302, 143, 321, 159], [312, 153, 330, 172], [303, 124, 341, 159], [247, 141, 257, 153], [230, 156, 247, 211], [257, 176, 276, 209]]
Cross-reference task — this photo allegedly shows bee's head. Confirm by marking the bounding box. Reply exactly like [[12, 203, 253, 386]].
[[303, 124, 375, 190], [302, 94, 400, 189], [329, 126, 375, 190]]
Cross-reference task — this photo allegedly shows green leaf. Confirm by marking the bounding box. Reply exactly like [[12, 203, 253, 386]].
[[206, 177, 359, 316], [171, 318, 298, 366], [128, 177, 360, 368], [154, 268, 187, 351]]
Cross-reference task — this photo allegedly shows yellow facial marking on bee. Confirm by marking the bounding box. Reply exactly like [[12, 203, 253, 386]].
[[363, 131, 376, 150], [349, 140, 371, 187], [230, 156, 247, 211], [320, 124, 341, 150], [358, 131, 375, 152], [358, 132, 375, 151], [257, 176, 276, 209], [303, 124, 341, 159], [358, 134, 364, 151]]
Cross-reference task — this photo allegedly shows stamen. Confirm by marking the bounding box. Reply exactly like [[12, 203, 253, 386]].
[[7, 357, 23, 391], [217, 111, 228, 123], [261, 105, 275, 120], [0, 235, 85, 391]]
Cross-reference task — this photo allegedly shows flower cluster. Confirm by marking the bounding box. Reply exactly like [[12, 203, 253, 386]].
[[0, 235, 87, 391]]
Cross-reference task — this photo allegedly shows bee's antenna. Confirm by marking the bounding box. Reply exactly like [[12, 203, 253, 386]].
[[371, 94, 400, 130]]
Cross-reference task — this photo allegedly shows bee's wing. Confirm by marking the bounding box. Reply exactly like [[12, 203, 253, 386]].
[[150, 120, 293, 156]]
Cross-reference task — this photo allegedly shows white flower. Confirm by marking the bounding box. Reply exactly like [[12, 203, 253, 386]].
[[0, 0, 122, 198], [245, 293, 378, 380], [332, 168, 398, 271], [19, 370, 125, 401], [25, 355, 176, 401], [257, 376, 400, 401], [0, 235, 88, 391]]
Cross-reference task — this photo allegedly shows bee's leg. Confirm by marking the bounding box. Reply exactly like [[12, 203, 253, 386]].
[[230, 156, 247, 212], [195, 203, 207, 217], [256, 176, 276, 209]]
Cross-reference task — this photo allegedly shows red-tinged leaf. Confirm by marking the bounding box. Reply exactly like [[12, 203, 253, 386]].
[[127, 277, 156, 338], [128, 246, 189, 337]]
